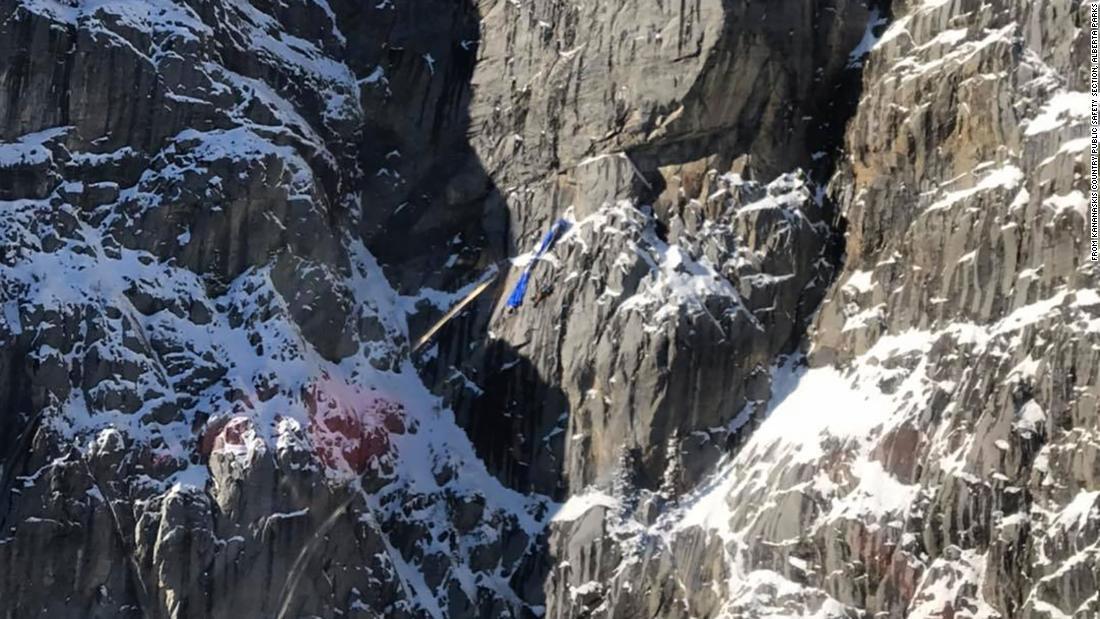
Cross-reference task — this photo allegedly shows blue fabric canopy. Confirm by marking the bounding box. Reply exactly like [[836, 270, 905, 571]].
[[505, 270, 532, 309], [506, 219, 569, 309]]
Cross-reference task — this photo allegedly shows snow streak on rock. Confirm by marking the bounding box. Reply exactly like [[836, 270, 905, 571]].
[[0, 0, 551, 616]]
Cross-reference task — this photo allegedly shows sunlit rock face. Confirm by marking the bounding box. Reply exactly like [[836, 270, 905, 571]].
[[538, 1, 1098, 618], [0, 0, 1093, 618]]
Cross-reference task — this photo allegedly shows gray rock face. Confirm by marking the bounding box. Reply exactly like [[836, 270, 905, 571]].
[[448, 172, 836, 499], [467, 0, 869, 189], [429, 0, 869, 499], [0, 0, 1093, 618], [0, 1, 548, 617], [535, 1, 1098, 618]]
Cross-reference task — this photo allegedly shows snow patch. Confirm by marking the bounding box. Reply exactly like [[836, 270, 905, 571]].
[[1024, 91, 1089, 136]]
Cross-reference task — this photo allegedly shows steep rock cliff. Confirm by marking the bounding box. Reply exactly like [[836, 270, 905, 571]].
[[0, 1, 548, 617], [542, 1, 1098, 617], [0, 0, 1093, 617]]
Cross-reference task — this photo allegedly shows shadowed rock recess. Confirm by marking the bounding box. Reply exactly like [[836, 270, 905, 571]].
[[0, 0, 1094, 617]]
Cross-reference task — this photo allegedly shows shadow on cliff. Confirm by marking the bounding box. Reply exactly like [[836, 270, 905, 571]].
[[330, 0, 894, 500], [419, 310, 570, 500], [329, 0, 570, 501], [628, 0, 890, 357], [332, 0, 509, 294]]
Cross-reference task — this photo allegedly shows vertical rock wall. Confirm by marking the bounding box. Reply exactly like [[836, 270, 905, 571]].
[[0, 0, 1092, 617], [538, 1, 1099, 617]]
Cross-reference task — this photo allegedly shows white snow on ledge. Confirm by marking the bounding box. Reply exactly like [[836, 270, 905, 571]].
[[847, 9, 888, 67], [844, 269, 875, 294], [20, 0, 212, 41], [1024, 91, 1090, 136], [552, 490, 619, 523], [738, 362, 902, 463], [0, 127, 68, 168], [665, 347, 931, 544], [926, 164, 1023, 212]]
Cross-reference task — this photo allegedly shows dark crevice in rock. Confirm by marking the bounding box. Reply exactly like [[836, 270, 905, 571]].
[[2, 0, 1089, 615], [411, 0, 894, 504], [332, 0, 511, 295]]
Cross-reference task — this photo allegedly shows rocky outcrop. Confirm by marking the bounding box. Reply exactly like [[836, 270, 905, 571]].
[[445, 172, 837, 499], [0, 1, 549, 617], [0, 0, 1093, 617], [425, 0, 872, 499], [538, 1, 1098, 617]]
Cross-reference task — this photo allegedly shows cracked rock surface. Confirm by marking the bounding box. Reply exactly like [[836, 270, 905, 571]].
[[0, 0, 1094, 617]]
